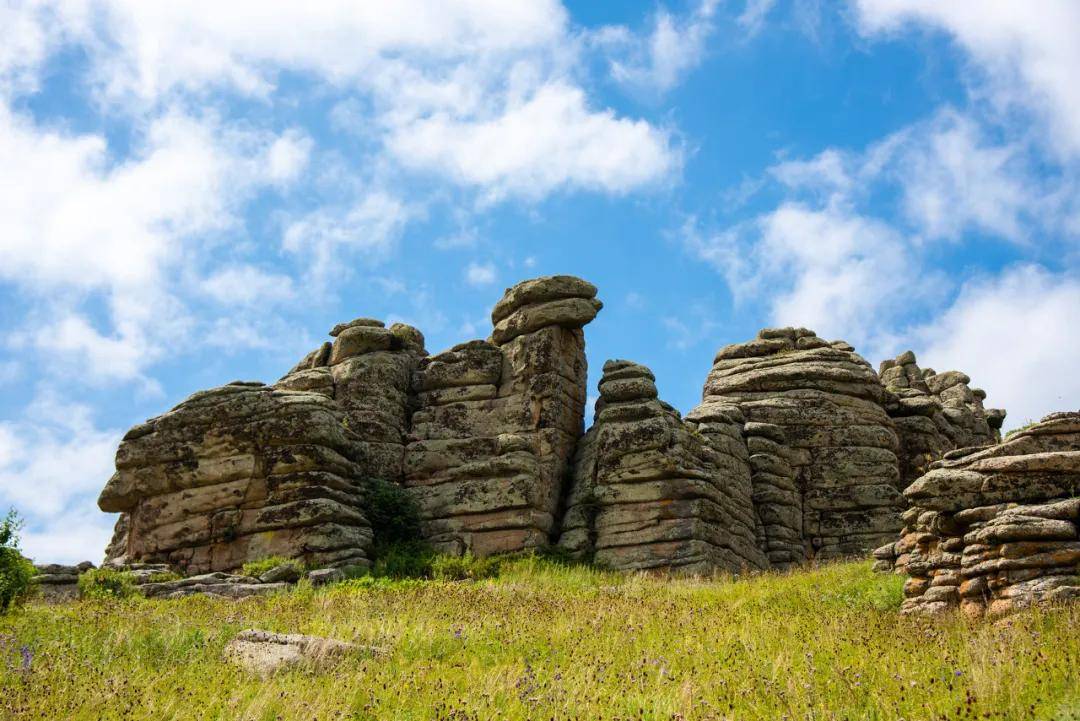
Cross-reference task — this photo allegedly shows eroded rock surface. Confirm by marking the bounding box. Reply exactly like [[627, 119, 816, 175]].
[[699, 328, 903, 561], [559, 361, 766, 573], [885, 411, 1080, 616], [879, 351, 1004, 489], [223, 629, 362, 675]]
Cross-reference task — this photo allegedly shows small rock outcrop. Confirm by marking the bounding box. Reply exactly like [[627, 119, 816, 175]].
[[30, 562, 94, 602], [558, 361, 765, 573], [882, 411, 1080, 617], [223, 629, 364, 675], [700, 328, 903, 561]]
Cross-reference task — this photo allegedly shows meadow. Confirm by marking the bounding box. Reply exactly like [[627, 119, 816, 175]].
[[1, 559, 1078, 721]]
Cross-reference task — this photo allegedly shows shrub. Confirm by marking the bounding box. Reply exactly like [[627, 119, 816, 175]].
[[0, 509, 36, 613], [365, 477, 423, 548], [240, 556, 303, 579], [371, 540, 436, 579], [431, 553, 502, 581], [78, 568, 138, 600]]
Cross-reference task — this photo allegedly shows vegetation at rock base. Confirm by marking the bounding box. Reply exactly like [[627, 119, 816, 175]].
[[0, 509, 35, 613], [241, 556, 305, 579], [76, 568, 138, 600], [2, 559, 1079, 720]]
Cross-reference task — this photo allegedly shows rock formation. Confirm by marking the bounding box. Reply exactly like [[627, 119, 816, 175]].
[[30, 562, 94, 602], [879, 350, 1005, 489], [93, 274, 1026, 582], [698, 328, 904, 561], [877, 411, 1080, 617], [558, 360, 765, 573]]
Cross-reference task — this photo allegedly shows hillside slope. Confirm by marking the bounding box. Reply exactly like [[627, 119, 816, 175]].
[[2, 560, 1078, 720]]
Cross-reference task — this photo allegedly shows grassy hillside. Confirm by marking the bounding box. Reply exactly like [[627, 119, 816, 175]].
[[2, 559, 1078, 720]]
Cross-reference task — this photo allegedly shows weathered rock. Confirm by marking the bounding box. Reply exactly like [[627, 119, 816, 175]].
[[558, 360, 767, 574], [880, 350, 1003, 490], [306, 567, 345, 586], [404, 275, 598, 555], [30, 561, 94, 603], [894, 411, 1080, 617], [701, 329, 903, 560], [223, 629, 362, 675], [99, 384, 376, 574]]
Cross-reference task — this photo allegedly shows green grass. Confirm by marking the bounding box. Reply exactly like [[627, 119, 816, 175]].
[[2, 559, 1078, 720]]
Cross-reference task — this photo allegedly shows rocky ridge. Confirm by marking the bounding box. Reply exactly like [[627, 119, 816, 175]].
[[86, 274, 1051, 594]]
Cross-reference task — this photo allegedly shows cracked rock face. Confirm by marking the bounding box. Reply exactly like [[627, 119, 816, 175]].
[[699, 328, 904, 561], [879, 350, 1004, 490], [91, 275, 1067, 591], [558, 361, 767, 574], [883, 411, 1080, 617]]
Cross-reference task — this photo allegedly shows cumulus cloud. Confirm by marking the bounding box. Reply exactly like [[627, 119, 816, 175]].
[[853, 0, 1080, 158], [387, 82, 679, 202], [913, 266, 1080, 430], [464, 261, 497, 287], [0, 392, 121, 563], [603, 0, 720, 94], [282, 191, 413, 288]]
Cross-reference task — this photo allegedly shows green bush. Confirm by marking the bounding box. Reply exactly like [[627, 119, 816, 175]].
[[371, 540, 436, 579], [240, 556, 303, 578], [0, 509, 36, 613], [77, 568, 138, 600], [365, 477, 423, 548]]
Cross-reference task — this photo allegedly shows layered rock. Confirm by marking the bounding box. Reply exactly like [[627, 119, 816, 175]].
[[99, 382, 376, 574], [879, 351, 1005, 489], [700, 328, 903, 561], [404, 276, 600, 555], [559, 361, 766, 573], [31, 562, 94, 603], [886, 411, 1080, 617]]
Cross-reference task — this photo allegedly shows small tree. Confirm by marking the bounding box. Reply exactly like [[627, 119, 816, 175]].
[[0, 509, 36, 612]]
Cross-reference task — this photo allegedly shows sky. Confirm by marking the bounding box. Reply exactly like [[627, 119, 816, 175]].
[[1, 0, 1078, 564]]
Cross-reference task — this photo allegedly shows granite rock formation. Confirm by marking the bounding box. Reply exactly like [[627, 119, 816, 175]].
[[699, 328, 904, 561], [93, 275, 1029, 582], [877, 411, 1080, 617], [558, 360, 765, 573], [879, 351, 1005, 489], [31, 562, 94, 603]]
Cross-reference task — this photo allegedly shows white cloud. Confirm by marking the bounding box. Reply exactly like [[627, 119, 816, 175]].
[[0, 392, 121, 564], [0, 106, 308, 383], [913, 265, 1080, 430], [282, 191, 412, 286], [685, 203, 924, 352], [737, 0, 777, 37], [770, 110, 1039, 244], [200, 265, 296, 306], [464, 261, 497, 287], [4, 0, 677, 203], [604, 0, 720, 94], [853, 0, 1080, 157], [388, 82, 678, 202]]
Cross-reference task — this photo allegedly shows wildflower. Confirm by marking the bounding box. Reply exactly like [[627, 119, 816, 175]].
[[19, 645, 31, 672]]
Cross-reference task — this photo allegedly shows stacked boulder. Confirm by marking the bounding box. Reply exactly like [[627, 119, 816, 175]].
[[558, 361, 765, 573], [700, 328, 903, 561], [886, 411, 1080, 616], [404, 276, 600, 555], [879, 351, 1005, 489], [30, 561, 94, 602], [98, 382, 377, 574]]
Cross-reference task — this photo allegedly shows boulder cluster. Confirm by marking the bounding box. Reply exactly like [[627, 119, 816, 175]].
[[875, 411, 1080, 617], [85, 274, 1071, 606]]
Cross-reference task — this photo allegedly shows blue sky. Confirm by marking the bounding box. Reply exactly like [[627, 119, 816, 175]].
[[1, 0, 1078, 563]]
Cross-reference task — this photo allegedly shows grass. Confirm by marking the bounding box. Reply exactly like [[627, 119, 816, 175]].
[[2, 559, 1079, 720]]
